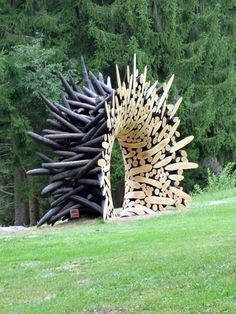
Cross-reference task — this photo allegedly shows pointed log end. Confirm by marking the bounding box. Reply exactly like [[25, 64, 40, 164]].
[[169, 74, 175, 86], [81, 56, 88, 73], [81, 55, 85, 64], [27, 131, 35, 138]]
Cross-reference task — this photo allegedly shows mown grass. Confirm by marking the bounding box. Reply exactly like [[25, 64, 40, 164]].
[[0, 189, 236, 314]]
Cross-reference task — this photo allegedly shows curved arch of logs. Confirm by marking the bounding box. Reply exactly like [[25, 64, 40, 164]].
[[27, 55, 198, 226]]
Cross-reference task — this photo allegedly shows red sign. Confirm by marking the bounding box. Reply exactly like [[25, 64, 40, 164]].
[[70, 208, 80, 219]]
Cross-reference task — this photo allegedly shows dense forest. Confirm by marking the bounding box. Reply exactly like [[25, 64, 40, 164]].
[[0, 0, 235, 226]]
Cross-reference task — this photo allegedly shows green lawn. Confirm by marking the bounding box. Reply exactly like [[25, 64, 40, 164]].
[[0, 189, 236, 314]]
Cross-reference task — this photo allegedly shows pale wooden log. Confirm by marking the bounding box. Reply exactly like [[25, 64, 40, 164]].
[[133, 176, 162, 189], [169, 187, 191, 202], [161, 100, 167, 119], [151, 151, 162, 165], [98, 159, 106, 167], [177, 169, 184, 175], [165, 162, 198, 171], [170, 136, 194, 153], [162, 180, 171, 191], [145, 196, 175, 205], [126, 179, 141, 190], [162, 116, 167, 127], [137, 138, 170, 159], [134, 205, 155, 215], [119, 141, 147, 149], [116, 64, 122, 90], [168, 119, 180, 138], [153, 156, 172, 169], [170, 97, 183, 119], [102, 141, 109, 150], [145, 80, 158, 100], [125, 191, 146, 199], [156, 75, 174, 112], [130, 164, 152, 177], [132, 54, 137, 95], [169, 174, 184, 181], [157, 124, 169, 142]]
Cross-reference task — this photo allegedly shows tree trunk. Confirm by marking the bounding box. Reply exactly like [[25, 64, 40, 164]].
[[29, 196, 39, 226], [112, 180, 124, 209], [14, 168, 29, 226]]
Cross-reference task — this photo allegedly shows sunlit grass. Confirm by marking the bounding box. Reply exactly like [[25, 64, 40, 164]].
[[0, 189, 235, 313]]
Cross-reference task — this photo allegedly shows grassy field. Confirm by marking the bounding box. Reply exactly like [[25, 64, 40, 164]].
[[0, 189, 236, 314]]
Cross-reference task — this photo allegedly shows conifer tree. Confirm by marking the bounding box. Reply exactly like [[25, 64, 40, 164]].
[[0, 0, 235, 224]]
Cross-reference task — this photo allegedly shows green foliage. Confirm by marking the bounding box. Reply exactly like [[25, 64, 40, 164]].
[[10, 39, 63, 98], [110, 140, 124, 190], [194, 162, 236, 194], [206, 163, 236, 192], [0, 0, 236, 223]]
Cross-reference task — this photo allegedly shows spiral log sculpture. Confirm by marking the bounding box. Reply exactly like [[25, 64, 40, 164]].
[[27, 55, 198, 226]]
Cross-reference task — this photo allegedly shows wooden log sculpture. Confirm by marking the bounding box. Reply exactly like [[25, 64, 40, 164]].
[[27, 55, 198, 226]]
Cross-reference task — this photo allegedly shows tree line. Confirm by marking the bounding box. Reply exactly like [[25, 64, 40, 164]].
[[0, 0, 235, 226]]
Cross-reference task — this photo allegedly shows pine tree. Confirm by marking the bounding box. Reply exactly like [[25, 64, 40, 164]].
[[0, 0, 235, 224]]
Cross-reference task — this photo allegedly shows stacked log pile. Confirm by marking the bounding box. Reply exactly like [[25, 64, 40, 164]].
[[99, 55, 198, 217], [27, 57, 115, 226], [27, 55, 198, 225]]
